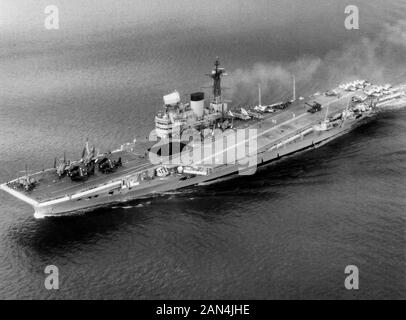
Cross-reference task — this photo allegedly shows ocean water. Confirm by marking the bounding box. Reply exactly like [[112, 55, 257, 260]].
[[0, 0, 405, 299]]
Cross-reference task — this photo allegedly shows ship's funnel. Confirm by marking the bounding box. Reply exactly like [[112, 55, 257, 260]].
[[164, 91, 181, 106], [190, 92, 205, 117]]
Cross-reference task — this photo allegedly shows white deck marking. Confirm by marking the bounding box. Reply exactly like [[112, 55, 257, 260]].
[[0, 184, 39, 206], [193, 92, 354, 166]]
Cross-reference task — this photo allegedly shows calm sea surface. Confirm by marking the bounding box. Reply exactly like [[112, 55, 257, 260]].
[[0, 0, 405, 299]]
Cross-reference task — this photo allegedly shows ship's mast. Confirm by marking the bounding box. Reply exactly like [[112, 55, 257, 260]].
[[207, 57, 226, 104], [258, 83, 262, 108], [205, 57, 229, 121], [292, 74, 296, 101]]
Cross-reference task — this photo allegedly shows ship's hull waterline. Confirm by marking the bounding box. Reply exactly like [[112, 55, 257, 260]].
[[1, 110, 376, 218]]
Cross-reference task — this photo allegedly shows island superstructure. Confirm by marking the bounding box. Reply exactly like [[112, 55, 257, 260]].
[[155, 59, 229, 139], [1, 58, 406, 218]]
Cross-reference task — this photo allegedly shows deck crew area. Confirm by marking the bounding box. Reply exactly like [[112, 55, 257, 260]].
[[4, 149, 153, 203], [231, 87, 358, 151]]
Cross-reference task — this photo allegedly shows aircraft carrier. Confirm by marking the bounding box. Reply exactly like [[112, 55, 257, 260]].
[[2, 59, 406, 218]]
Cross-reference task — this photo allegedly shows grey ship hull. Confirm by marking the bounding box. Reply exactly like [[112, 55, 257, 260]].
[[27, 112, 372, 217], [2, 83, 405, 218]]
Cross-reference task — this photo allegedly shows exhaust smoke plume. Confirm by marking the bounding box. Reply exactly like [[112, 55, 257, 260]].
[[229, 20, 406, 106]]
